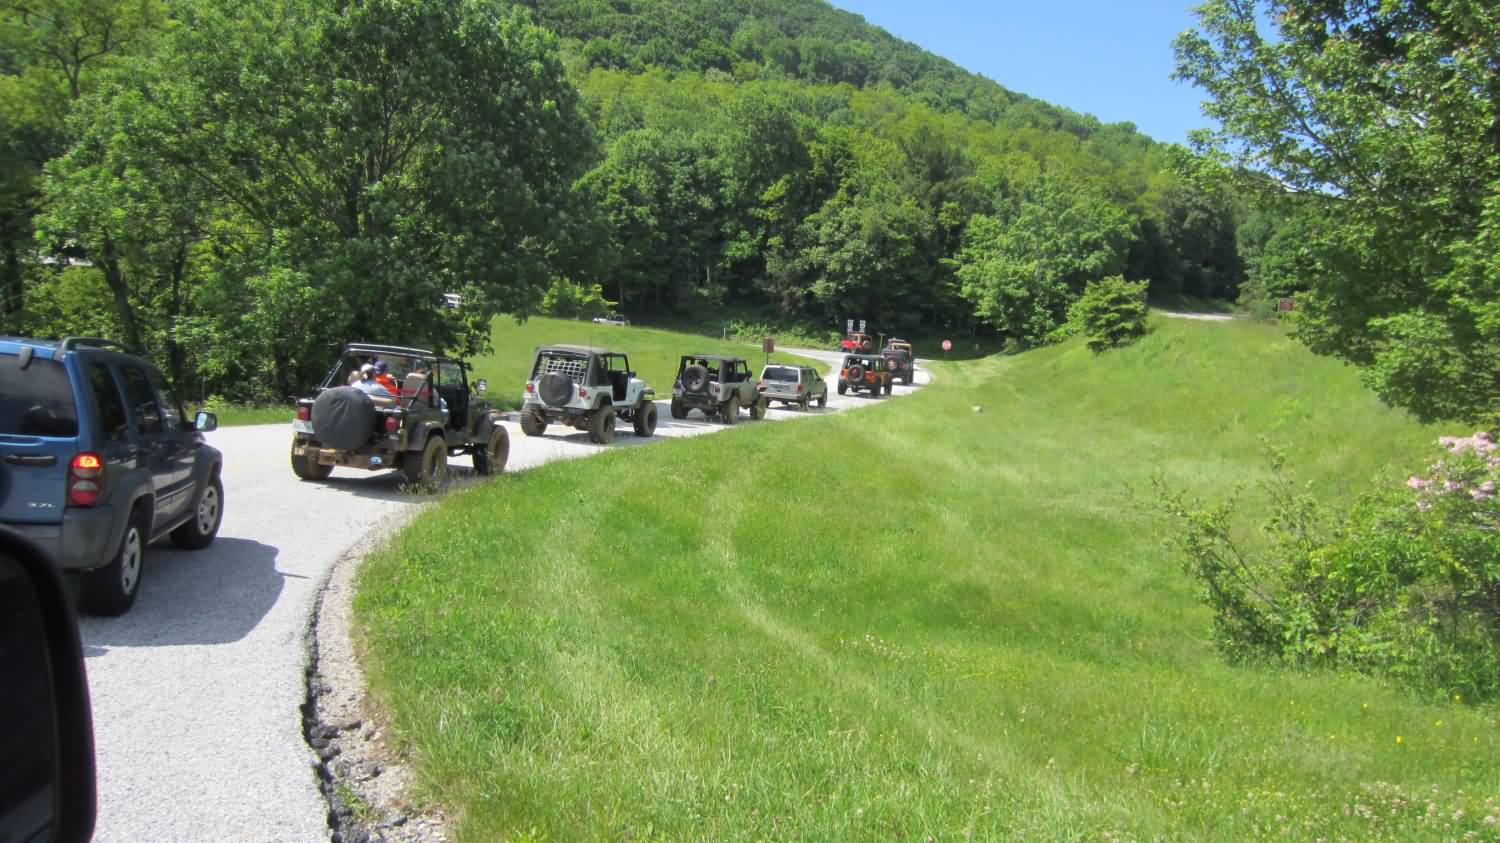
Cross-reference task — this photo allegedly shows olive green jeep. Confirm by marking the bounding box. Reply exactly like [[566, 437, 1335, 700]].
[[291, 343, 509, 487], [669, 355, 767, 424]]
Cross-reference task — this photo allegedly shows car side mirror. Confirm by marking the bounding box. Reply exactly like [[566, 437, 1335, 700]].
[[194, 411, 219, 432], [474, 379, 488, 393], [0, 532, 97, 843]]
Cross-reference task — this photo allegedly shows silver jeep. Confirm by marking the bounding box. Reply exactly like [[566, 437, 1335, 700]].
[[519, 345, 657, 444]]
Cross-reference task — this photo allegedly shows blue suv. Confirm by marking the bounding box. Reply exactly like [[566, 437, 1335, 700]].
[[0, 336, 224, 615]]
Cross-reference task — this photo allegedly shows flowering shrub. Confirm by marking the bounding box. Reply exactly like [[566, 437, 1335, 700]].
[[1158, 439, 1500, 701]]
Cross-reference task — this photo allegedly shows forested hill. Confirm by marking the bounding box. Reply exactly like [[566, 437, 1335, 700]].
[[508, 0, 1243, 339], [4, 0, 1246, 405], [513, 0, 1102, 137]]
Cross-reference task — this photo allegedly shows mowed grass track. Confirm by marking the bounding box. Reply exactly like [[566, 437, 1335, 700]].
[[469, 317, 821, 407], [355, 318, 1500, 842]]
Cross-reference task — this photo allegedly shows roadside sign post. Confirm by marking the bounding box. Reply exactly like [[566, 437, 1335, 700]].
[[846, 319, 854, 333], [762, 337, 774, 367], [859, 319, 867, 333]]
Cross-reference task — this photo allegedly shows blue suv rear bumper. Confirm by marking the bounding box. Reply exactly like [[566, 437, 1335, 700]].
[[3, 505, 119, 571]]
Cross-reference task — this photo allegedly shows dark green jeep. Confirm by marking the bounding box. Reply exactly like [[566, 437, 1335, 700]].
[[291, 343, 508, 487]]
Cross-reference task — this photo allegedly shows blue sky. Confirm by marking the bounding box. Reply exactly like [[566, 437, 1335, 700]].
[[829, 0, 1213, 145]]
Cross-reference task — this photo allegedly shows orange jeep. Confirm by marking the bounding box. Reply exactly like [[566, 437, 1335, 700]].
[[838, 353, 891, 396]]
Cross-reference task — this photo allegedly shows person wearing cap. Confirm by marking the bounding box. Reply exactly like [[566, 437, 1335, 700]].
[[353, 363, 393, 396], [372, 360, 400, 395]]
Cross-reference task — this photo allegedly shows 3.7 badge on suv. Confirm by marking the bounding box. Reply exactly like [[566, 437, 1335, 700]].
[[0, 336, 224, 615]]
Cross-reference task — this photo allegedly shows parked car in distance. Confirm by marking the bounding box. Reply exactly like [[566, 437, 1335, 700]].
[[441, 292, 463, 310], [670, 355, 766, 423], [520, 345, 657, 443], [0, 335, 223, 615], [592, 313, 630, 326], [757, 364, 827, 411], [838, 352, 891, 396], [291, 343, 508, 487]]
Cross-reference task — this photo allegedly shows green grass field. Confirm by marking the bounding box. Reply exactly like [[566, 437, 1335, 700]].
[[209, 403, 295, 427], [354, 317, 1500, 842], [469, 317, 822, 409]]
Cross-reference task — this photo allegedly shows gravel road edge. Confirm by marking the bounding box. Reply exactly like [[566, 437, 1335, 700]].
[[304, 508, 450, 843]]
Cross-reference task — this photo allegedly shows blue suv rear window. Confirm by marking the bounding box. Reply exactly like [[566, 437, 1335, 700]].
[[0, 357, 79, 437]]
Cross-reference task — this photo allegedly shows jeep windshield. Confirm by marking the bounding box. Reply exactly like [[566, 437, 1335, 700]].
[[0, 356, 79, 437]]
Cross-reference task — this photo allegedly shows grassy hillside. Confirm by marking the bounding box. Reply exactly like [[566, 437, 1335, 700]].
[[469, 316, 822, 409], [354, 318, 1499, 842]]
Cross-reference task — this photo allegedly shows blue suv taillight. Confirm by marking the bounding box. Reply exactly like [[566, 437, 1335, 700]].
[[68, 452, 103, 507]]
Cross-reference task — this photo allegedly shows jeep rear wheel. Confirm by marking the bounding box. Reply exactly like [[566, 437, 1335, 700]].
[[722, 394, 740, 425], [632, 401, 658, 437], [837, 381, 847, 395], [750, 396, 767, 420], [670, 399, 686, 420], [589, 406, 616, 444], [817, 390, 827, 408], [520, 411, 547, 437], [884, 380, 893, 395], [403, 435, 449, 488], [291, 442, 333, 481], [474, 425, 510, 476], [81, 510, 146, 616]]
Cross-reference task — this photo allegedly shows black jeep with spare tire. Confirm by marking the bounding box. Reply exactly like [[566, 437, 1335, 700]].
[[290, 343, 508, 487], [670, 355, 766, 423], [519, 345, 657, 444]]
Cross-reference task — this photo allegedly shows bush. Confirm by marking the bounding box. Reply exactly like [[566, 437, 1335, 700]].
[[1158, 440, 1500, 701], [1068, 275, 1148, 352], [541, 278, 613, 320]]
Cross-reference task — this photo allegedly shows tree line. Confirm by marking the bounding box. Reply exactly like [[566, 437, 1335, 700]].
[[1, 0, 1247, 403]]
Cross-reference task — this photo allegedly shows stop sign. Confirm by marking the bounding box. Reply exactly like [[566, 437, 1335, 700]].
[[942, 339, 952, 351]]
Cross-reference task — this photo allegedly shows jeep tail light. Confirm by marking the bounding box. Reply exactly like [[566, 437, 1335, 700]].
[[525, 383, 534, 393], [796, 383, 804, 393], [385, 415, 399, 434], [578, 387, 588, 398], [68, 452, 103, 507], [297, 405, 311, 422]]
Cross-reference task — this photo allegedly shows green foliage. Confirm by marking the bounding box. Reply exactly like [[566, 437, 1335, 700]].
[[541, 278, 612, 320], [1160, 445, 1500, 702], [1175, 0, 1500, 424], [952, 176, 1132, 346], [34, 0, 601, 396], [1069, 275, 1148, 353]]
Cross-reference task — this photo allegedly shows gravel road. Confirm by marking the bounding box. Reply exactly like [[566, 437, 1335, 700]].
[[77, 347, 928, 842]]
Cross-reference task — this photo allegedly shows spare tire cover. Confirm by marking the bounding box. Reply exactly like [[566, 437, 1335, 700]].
[[312, 387, 375, 451], [681, 364, 710, 393], [539, 371, 574, 407], [846, 364, 865, 382]]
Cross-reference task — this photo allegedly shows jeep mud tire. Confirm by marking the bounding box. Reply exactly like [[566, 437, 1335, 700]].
[[750, 396, 767, 420], [837, 381, 847, 395], [312, 386, 375, 451], [722, 394, 740, 425], [632, 401, 658, 437], [520, 411, 547, 437], [403, 434, 448, 488], [681, 364, 710, 393], [817, 391, 827, 408], [670, 399, 686, 420], [589, 406, 616, 444], [846, 364, 865, 383], [291, 442, 333, 481], [538, 372, 574, 407], [474, 425, 510, 475]]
